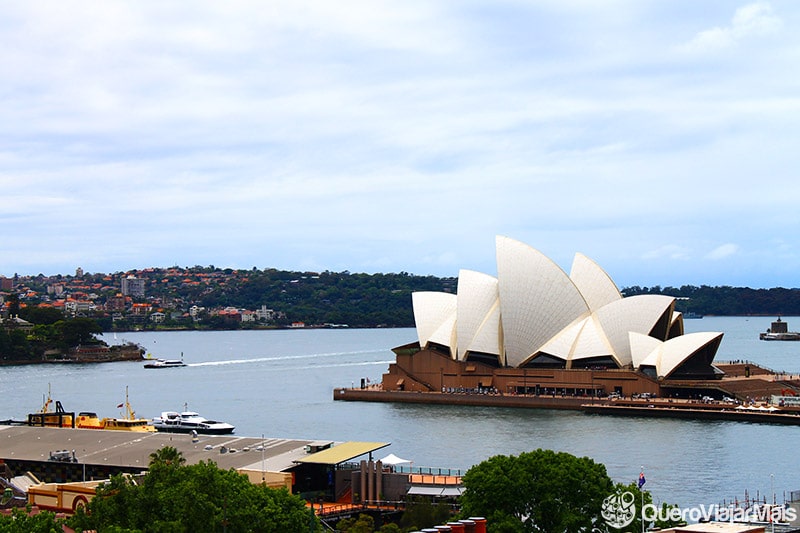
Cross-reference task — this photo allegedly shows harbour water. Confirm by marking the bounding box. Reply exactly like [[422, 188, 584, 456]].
[[0, 316, 798, 509]]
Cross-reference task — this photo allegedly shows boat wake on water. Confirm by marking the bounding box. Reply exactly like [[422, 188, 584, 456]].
[[190, 349, 386, 367], [292, 360, 395, 370]]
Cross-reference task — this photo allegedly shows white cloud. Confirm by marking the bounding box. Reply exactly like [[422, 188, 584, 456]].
[[680, 2, 782, 53], [2, 2, 800, 287], [641, 245, 691, 262], [705, 244, 740, 261]]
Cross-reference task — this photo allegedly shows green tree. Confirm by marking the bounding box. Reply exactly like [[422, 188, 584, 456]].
[[7, 293, 20, 317], [399, 497, 452, 531], [337, 513, 375, 533], [18, 306, 64, 325], [69, 452, 319, 532], [56, 317, 103, 347], [0, 328, 34, 361], [459, 449, 614, 533], [149, 446, 187, 467], [0, 506, 64, 532]]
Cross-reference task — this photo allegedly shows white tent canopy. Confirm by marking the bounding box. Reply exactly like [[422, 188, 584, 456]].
[[380, 453, 412, 465]]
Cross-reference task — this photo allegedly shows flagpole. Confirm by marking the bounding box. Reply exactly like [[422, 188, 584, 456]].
[[641, 488, 645, 533], [640, 466, 645, 533]]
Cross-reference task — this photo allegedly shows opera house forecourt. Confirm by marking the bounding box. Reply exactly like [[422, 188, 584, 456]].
[[335, 236, 800, 414]]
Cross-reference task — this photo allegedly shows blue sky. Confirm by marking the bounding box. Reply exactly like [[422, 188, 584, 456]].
[[2, 1, 799, 289]]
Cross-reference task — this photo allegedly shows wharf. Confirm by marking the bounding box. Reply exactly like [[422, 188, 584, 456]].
[[583, 402, 800, 424], [334, 387, 588, 409], [0, 424, 324, 483], [335, 389, 800, 425]]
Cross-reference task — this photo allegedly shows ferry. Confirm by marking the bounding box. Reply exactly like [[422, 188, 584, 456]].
[[143, 351, 187, 368], [152, 409, 235, 434], [143, 359, 187, 369]]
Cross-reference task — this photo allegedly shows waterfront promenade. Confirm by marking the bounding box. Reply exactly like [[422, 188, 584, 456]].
[[334, 361, 800, 425]]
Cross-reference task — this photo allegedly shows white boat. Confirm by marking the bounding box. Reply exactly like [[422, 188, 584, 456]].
[[152, 410, 235, 434], [143, 359, 187, 369]]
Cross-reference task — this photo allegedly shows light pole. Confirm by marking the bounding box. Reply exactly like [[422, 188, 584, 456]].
[[771, 473, 775, 533]]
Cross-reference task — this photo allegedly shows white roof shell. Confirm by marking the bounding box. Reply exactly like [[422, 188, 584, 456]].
[[456, 269, 503, 363], [536, 295, 673, 367], [635, 331, 723, 378], [670, 311, 685, 337], [412, 292, 456, 354], [496, 236, 590, 367], [629, 331, 663, 369], [569, 253, 622, 312], [537, 315, 615, 364], [592, 294, 674, 366]]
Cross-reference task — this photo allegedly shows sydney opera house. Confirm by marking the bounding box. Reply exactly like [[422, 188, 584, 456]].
[[380, 236, 725, 399]]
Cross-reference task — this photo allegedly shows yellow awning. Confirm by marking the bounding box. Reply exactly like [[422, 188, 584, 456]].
[[295, 441, 390, 465]]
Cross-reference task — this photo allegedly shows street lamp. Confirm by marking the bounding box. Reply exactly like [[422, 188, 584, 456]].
[[771, 473, 775, 533]]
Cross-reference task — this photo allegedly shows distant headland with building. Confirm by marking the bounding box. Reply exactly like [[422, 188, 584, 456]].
[[1, 264, 800, 333]]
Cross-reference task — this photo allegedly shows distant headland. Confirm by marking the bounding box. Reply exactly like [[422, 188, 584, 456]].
[[2, 267, 799, 336]]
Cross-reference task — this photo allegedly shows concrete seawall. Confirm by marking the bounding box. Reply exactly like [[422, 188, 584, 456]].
[[334, 389, 800, 425], [333, 388, 588, 409], [583, 404, 800, 424]]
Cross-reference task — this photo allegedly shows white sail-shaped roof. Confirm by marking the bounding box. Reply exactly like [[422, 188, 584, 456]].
[[629, 331, 664, 369], [637, 331, 723, 378], [669, 311, 685, 337], [569, 253, 622, 312], [593, 295, 674, 366], [412, 292, 457, 353], [467, 304, 504, 365], [536, 318, 585, 362], [537, 315, 614, 364], [429, 312, 457, 355], [456, 270, 501, 362], [566, 315, 617, 362], [496, 236, 590, 367]]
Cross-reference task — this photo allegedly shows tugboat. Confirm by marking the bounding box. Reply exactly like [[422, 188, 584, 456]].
[[759, 317, 800, 341], [26, 387, 74, 428]]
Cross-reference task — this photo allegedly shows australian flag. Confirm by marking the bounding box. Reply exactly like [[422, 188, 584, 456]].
[[638, 471, 646, 489]]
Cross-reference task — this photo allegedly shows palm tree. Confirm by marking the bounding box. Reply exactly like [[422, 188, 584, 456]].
[[148, 446, 186, 467]]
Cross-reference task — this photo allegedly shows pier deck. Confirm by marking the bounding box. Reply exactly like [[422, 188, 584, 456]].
[[0, 425, 321, 482]]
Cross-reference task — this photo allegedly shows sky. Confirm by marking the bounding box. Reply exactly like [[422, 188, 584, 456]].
[[2, 1, 800, 289]]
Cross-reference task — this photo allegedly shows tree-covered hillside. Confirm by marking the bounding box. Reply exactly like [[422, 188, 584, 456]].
[[5, 266, 800, 333], [624, 285, 800, 316]]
